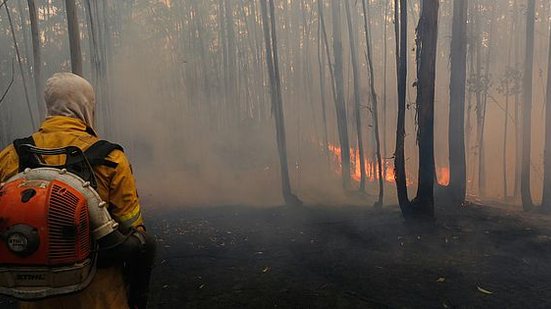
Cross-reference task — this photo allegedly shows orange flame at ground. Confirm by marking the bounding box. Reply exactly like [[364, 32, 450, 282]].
[[325, 143, 450, 187], [326, 143, 412, 186], [437, 167, 450, 186]]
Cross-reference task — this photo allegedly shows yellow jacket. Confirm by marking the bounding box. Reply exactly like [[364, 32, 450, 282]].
[[0, 116, 144, 309]]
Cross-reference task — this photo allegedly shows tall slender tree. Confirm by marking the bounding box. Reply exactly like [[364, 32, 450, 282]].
[[362, 0, 384, 206], [260, 0, 302, 206], [521, 0, 535, 211], [317, 1, 330, 164], [412, 0, 439, 217], [27, 0, 44, 120], [448, 0, 468, 205], [331, 0, 352, 190], [541, 16, 551, 211], [344, 0, 367, 192], [395, 0, 410, 213], [65, 0, 83, 76]]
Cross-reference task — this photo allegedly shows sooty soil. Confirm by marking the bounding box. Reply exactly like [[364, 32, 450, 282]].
[[2, 202, 551, 309]]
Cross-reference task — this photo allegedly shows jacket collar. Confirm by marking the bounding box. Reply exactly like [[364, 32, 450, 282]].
[[39, 116, 98, 137]]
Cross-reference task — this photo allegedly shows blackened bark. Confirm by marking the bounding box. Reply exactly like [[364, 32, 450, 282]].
[[412, 0, 439, 218], [317, 2, 330, 164], [395, 0, 410, 213], [344, 0, 367, 192], [521, 0, 535, 210], [362, 0, 384, 206], [260, 0, 302, 206], [542, 15, 551, 211], [331, 0, 352, 190], [448, 0, 468, 205]]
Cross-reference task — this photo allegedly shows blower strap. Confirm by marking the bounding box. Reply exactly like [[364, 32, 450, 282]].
[[84, 140, 124, 169], [13, 136, 40, 173], [13, 136, 124, 172]]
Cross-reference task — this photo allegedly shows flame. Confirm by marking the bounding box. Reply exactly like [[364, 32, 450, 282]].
[[437, 167, 450, 186], [326, 143, 411, 186]]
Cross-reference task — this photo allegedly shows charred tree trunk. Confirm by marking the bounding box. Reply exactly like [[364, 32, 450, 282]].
[[412, 0, 439, 218], [344, 0, 367, 192], [65, 0, 83, 76], [395, 0, 410, 213], [317, 1, 330, 164], [542, 17, 551, 211], [27, 0, 44, 120], [331, 0, 352, 190], [318, 0, 338, 107], [260, 0, 302, 206], [448, 0, 468, 205], [362, 0, 384, 206], [521, 0, 535, 210], [382, 1, 389, 169]]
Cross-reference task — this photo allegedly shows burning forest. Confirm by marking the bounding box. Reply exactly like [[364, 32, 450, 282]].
[[2, 0, 551, 308]]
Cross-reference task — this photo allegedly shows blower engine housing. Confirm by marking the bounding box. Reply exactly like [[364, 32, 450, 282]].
[[0, 168, 118, 300]]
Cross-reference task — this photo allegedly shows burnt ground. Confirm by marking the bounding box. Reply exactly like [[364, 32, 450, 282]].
[[145, 202, 551, 309], [3, 202, 551, 308]]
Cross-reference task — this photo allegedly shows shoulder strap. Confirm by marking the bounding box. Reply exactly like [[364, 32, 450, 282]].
[[13, 136, 40, 172], [84, 140, 124, 169]]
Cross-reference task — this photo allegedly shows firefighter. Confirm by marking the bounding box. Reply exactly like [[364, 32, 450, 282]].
[[0, 72, 155, 309]]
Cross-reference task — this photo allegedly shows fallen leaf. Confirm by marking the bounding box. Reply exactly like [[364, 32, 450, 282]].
[[477, 286, 493, 295]]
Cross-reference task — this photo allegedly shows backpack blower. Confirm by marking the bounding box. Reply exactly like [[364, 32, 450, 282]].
[[0, 140, 155, 308]]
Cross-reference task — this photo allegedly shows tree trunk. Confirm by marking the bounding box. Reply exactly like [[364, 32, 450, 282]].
[[317, 1, 330, 164], [344, 0, 367, 192], [521, 0, 535, 210], [65, 0, 83, 76], [331, 0, 352, 190], [541, 13, 551, 211], [260, 0, 302, 206], [382, 1, 389, 171], [395, 0, 410, 213], [362, 0, 384, 206], [448, 0, 468, 205], [412, 0, 439, 218], [27, 0, 45, 120]]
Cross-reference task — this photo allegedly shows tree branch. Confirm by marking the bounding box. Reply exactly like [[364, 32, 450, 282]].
[[0, 59, 15, 109]]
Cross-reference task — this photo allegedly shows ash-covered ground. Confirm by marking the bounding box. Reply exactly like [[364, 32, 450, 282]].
[[145, 203, 551, 309]]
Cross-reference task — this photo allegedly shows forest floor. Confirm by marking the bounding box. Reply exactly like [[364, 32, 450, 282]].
[[2, 200, 551, 308], [144, 200, 551, 309]]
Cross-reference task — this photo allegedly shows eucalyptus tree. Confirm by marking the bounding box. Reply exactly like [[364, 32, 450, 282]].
[[65, 0, 82, 76], [331, 0, 352, 190], [521, 0, 535, 211], [448, 0, 468, 205], [260, 0, 302, 206], [361, 0, 384, 206], [344, 0, 367, 192]]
